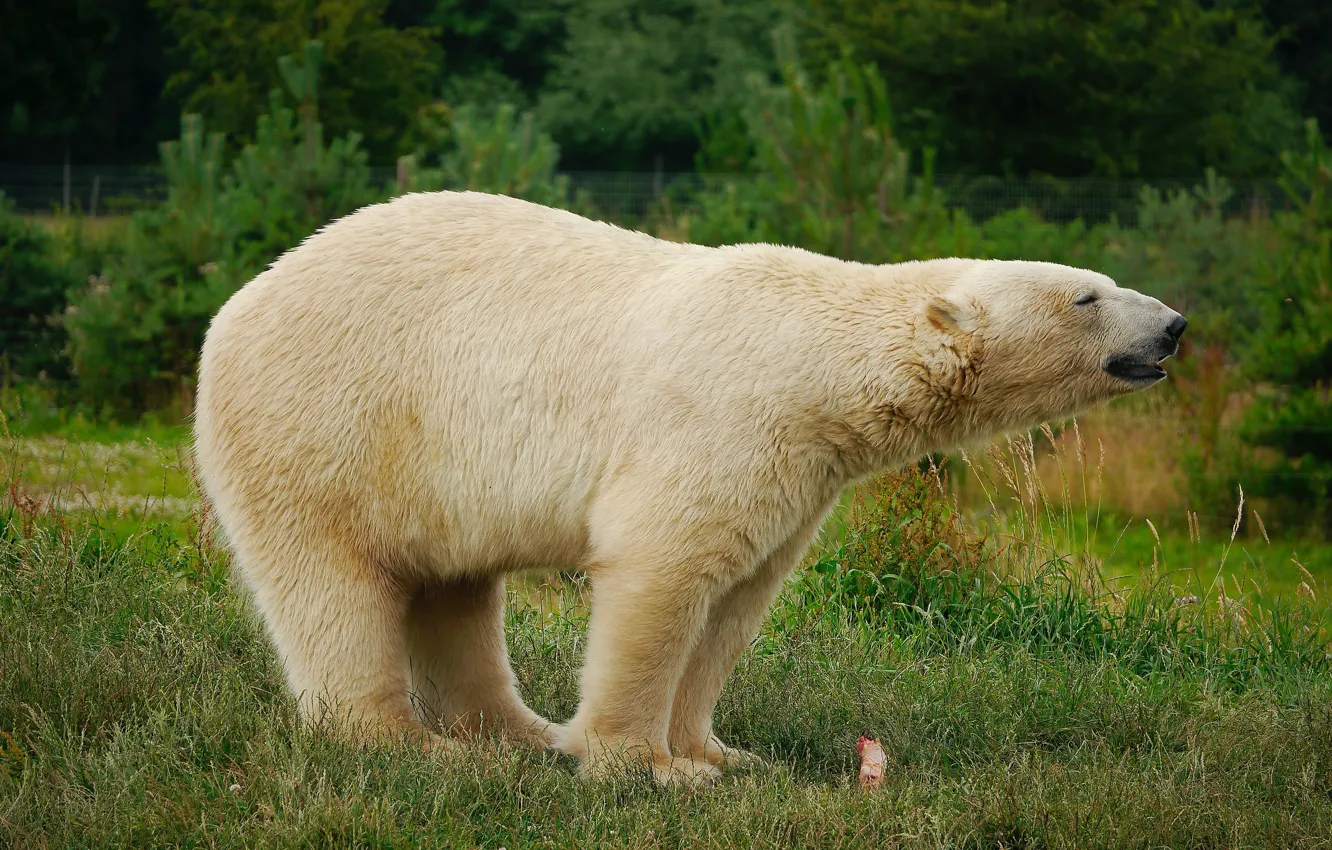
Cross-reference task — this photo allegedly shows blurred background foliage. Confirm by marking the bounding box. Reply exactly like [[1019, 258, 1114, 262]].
[[2, 0, 1329, 173]]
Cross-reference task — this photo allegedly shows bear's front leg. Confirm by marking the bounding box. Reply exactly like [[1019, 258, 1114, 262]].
[[558, 558, 724, 786], [668, 516, 822, 770]]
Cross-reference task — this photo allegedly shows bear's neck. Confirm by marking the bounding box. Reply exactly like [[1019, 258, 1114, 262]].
[[775, 310, 981, 481]]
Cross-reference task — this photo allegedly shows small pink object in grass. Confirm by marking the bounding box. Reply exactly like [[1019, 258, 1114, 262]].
[[856, 736, 886, 788]]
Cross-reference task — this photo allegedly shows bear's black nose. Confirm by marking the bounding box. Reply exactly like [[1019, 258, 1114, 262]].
[[1167, 314, 1187, 340]]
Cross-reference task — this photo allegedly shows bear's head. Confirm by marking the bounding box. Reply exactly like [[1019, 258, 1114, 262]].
[[920, 260, 1185, 438]]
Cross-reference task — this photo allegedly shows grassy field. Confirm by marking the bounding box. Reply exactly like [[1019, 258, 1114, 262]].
[[3, 423, 1332, 847]]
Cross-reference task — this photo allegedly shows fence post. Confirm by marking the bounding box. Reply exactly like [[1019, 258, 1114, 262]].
[[62, 148, 71, 212]]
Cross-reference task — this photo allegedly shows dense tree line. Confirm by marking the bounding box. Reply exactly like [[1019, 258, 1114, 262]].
[[799, 0, 1305, 177], [1, 0, 1330, 175]]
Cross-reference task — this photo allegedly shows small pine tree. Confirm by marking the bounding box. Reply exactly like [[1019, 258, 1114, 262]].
[[687, 29, 950, 262], [396, 102, 570, 207], [1241, 120, 1332, 536]]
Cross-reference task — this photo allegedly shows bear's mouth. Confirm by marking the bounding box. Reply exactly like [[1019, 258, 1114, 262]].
[[1104, 355, 1167, 384]]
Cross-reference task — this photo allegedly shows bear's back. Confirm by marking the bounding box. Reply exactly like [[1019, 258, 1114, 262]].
[[261, 191, 685, 302]]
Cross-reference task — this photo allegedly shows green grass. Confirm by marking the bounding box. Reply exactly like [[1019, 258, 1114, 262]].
[[957, 503, 1332, 609], [940, 430, 1332, 613], [1090, 514, 1332, 605], [1, 421, 194, 541], [3, 444, 1332, 847], [3, 520, 1331, 848]]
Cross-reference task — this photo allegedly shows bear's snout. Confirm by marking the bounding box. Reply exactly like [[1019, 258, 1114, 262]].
[[1167, 313, 1188, 341], [1104, 307, 1186, 385], [1158, 310, 1187, 359]]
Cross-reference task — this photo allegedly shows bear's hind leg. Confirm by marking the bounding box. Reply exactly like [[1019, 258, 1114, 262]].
[[241, 540, 435, 747], [405, 575, 560, 749]]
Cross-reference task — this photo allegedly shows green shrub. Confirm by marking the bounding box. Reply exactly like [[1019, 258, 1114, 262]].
[[792, 467, 982, 625], [0, 193, 81, 381], [972, 208, 1099, 266]]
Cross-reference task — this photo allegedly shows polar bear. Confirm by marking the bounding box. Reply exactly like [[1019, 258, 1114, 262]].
[[194, 191, 1185, 785]]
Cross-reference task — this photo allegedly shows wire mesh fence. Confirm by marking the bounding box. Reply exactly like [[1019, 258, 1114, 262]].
[[0, 165, 168, 215], [0, 164, 1290, 226]]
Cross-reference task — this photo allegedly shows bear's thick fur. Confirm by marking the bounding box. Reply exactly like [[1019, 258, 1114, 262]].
[[195, 191, 1184, 784]]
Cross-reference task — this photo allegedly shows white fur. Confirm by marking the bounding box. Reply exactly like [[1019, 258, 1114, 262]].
[[194, 191, 1180, 784]]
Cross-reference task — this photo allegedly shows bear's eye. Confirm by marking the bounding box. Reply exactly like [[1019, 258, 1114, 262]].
[[1074, 292, 1098, 307]]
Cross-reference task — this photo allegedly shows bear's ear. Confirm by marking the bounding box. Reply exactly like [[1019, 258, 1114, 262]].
[[925, 293, 980, 337]]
